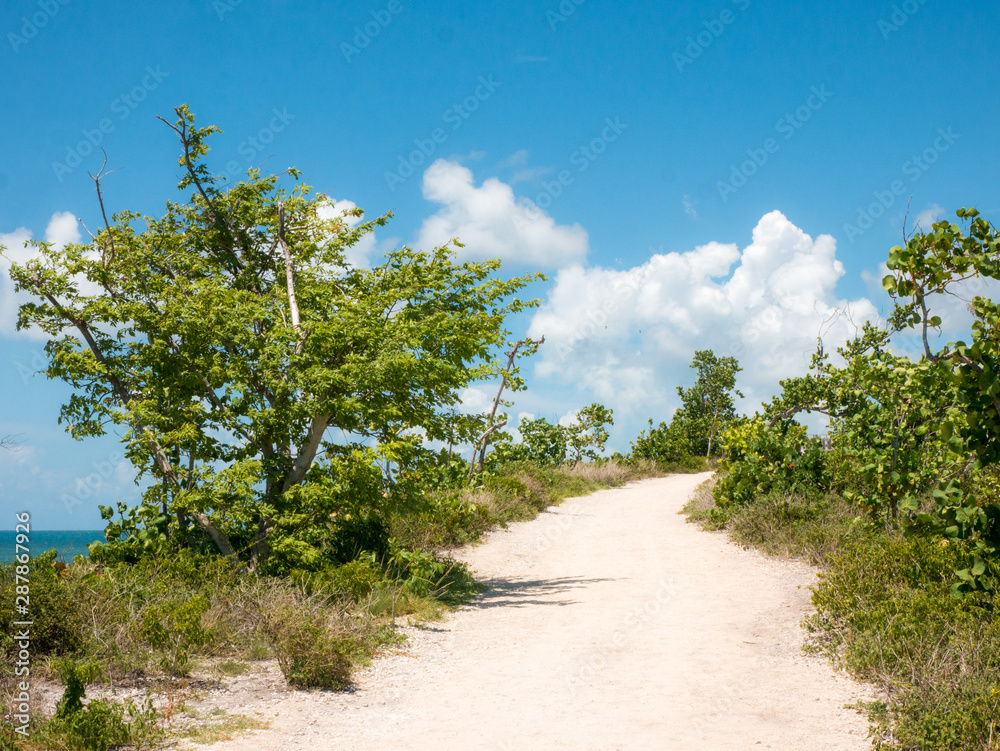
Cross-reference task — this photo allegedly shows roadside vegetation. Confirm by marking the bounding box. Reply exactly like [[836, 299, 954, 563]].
[[0, 107, 714, 750], [0, 459, 698, 751], [690, 208, 1000, 751]]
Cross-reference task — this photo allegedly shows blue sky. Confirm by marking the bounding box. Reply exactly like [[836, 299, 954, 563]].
[[2, 0, 999, 529]]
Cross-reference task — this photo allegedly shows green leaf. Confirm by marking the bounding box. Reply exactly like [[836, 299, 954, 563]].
[[971, 556, 986, 577]]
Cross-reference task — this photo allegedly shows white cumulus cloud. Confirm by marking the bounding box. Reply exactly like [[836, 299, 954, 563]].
[[1, 212, 81, 338], [416, 159, 588, 267], [316, 198, 399, 268], [527, 210, 880, 418]]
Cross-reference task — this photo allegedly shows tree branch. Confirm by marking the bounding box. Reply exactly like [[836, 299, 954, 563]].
[[278, 202, 308, 356], [281, 414, 330, 493], [88, 151, 120, 269], [466, 419, 508, 485], [190, 511, 240, 559], [768, 404, 831, 427]]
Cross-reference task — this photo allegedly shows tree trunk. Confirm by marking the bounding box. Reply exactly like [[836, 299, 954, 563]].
[[191, 512, 241, 561], [706, 412, 718, 458]]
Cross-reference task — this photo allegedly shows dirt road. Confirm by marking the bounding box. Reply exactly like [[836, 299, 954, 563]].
[[205, 473, 872, 750]]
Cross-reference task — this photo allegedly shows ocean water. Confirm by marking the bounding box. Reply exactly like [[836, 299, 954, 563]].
[[0, 530, 106, 563]]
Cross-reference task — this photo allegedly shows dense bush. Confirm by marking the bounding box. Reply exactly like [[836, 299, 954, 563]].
[[259, 595, 361, 689], [712, 418, 829, 513], [0, 551, 89, 657], [629, 419, 689, 464], [518, 417, 569, 465], [808, 532, 999, 751]]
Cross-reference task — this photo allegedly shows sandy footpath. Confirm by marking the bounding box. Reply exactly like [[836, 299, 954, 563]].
[[193, 473, 873, 751]]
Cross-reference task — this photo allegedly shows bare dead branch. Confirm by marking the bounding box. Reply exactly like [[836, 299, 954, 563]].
[[87, 149, 121, 268]]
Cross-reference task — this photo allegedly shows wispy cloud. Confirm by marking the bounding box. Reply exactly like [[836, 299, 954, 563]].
[[499, 149, 530, 168], [512, 166, 553, 183]]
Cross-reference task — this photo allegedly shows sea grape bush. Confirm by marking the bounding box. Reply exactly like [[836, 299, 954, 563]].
[[715, 207, 1000, 589], [712, 418, 828, 514]]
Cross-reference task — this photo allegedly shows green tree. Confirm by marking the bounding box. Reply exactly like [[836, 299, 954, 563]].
[[763, 334, 956, 525], [629, 419, 688, 463], [565, 402, 613, 465], [744, 208, 1000, 585], [4, 106, 540, 572], [672, 350, 743, 457], [882, 208, 1000, 468], [518, 417, 568, 465]]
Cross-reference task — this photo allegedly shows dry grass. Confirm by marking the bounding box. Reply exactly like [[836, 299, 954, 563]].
[[725, 492, 857, 567], [682, 479, 857, 568], [467, 486, 533, 522], [182, 710, 270, 745], [560, 461, 634, 485], [681, 476, 719, 523]]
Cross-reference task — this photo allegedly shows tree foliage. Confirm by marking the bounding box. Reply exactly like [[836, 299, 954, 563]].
[[518, 417, 568, 466], [5, 106, 541, 572], [668, 350, 743, 457], [629, 419, 688, 464], [565, 402, 614, 465], [741, 208, 1000, 589], [486, 403, 614, 468]]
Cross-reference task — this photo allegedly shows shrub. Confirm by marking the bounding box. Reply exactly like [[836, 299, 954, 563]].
[[480, 474, 528, 499], [327, 558, 388, 601], [138, 594, 212, 676], [629, 419, 689, 463], [0, 551, 88, 657], [260, 598, 360, 689], [724, 491, 857, 565], [808, 532, 1000, 750], [35, 658, 161, 751], [660, 454, 709, 473], [712, 418, 828, 514]]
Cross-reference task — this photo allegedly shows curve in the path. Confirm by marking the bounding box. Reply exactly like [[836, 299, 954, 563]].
[[206, 473, 873, 751]]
